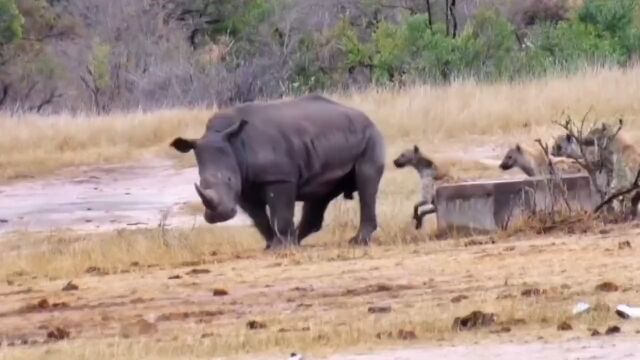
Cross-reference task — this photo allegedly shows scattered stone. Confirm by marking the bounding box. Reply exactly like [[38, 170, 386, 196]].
[[119, 319, 158, 338], [186, 268, 210, 275], [46, 327, 70, 341], [167, 275, 182, 280], [201, 332, 214, 339], [368, 305, 392, 314], [451, 294, 469, 303], [212, 288, 229, 297], [396, 329, 417, 340], [618, 241, 632, 250], [130, 261, 140, 267], [490, 326, 511, 334], [590, 328, 601, 336], [37, 298, 50, 309], [156, 310, 223, 322], [557, 321, 573, 331], [0, 218, 8, 223], [503, 246, 516, 252], [375, 331, 393, 340], [85, 266, 106, 275], [605, 325, 621, 335], [452, 311, 496, 331], [572, 302, 591, 315], [521, 288, 547, 297], [595, 281, 619, 292], [246, 320, 267, 330], [62, 281, 79, 292]]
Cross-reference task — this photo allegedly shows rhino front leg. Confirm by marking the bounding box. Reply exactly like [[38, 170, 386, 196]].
[[265, 183, 298, 250], [349, 160, 384, 246], [239, 200, 274, 248]]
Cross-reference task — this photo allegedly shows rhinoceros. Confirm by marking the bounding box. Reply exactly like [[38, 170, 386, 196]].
[[170, 95, 386, 249]]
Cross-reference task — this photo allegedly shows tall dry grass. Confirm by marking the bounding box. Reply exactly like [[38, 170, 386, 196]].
[[2, 66, 640, 183]]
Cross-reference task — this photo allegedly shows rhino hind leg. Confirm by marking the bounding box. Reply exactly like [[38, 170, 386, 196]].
[[264, 183, 299, 250], [297, 197, 333, 242], [349, 158, 384, 246]]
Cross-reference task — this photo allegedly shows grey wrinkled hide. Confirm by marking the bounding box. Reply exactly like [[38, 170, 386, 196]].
[[171, 95, 386, 249]]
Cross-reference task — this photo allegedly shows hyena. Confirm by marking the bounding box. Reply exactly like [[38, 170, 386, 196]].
[[582, 123, 640, 216], [499, 143, 582, 177], [393, 145, 448, 229]]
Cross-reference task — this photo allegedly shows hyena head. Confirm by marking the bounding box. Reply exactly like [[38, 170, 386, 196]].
[[551, 133, 582, 159], [393, 145, 438, 177], [499, 144, 527, 171], [583, 122, 614, 147]]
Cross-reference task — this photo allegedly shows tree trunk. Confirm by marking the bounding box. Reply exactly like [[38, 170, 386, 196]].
[[449, 0, 457, 38], [426, 0, 432, 30]]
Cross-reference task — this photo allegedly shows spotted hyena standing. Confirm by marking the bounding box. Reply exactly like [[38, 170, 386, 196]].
[[393, 145, 449, 229], [499, 143, 582, 177]]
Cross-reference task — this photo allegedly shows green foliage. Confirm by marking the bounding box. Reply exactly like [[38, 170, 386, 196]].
[[334, 19, 373, 69], [0, 0, 23, 45], [89, 39, 112, 89]]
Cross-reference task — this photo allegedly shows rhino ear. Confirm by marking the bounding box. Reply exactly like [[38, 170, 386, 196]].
[[413, 145, 420, 154], [222, 119, 248, 140], [171, 137, 197, 153]]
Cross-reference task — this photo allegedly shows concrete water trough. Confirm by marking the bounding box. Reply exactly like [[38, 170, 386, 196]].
[[434, 174, 596, 234]]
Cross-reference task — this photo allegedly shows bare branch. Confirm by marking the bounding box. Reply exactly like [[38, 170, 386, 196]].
[[595, 169, 640, 213]]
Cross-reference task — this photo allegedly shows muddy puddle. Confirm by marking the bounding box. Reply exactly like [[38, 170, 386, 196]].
[[0, 159, 250, 235]]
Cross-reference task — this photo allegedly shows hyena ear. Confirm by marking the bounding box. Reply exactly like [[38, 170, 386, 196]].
[[413, 145, 420, 153], [515, 144, 522, 153], [565, 133, 573, 142]]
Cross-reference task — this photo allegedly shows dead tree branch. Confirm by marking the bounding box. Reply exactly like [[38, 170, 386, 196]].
[[595, 169, 640, 213]]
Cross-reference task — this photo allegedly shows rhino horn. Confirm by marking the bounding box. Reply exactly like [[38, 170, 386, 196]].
[[194, 183, 218, 208]]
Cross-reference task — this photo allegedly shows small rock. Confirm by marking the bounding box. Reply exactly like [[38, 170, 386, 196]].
[[451, 294, 469, 303], [0, 218, 8, 223], [397, 329, 417, 340], [521, 288, 546, 297], [368, 305, 392, 314], [130, 261, 140, 267], [618, 241, 632, 250], [590, 329, 601, 336], [212, 288, 229, 297], [595, 281, 619, 292], [289, 353, 304, 360], [62, 281, 79, 292], [119, 319, 158, 338], [246, 320, 267, 330], [186, 268, 210, 275], [375, 331, 393, 339], [605, 325, 621, 335], [452, 310, 496, 331], [557, 321, 573, 331], [167, 275, 182, 280], [46, 327, 70, 341], [37, 298, 50, 309]]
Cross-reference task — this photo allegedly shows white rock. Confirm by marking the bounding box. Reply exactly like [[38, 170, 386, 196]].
[[572, 302, 591, 315]]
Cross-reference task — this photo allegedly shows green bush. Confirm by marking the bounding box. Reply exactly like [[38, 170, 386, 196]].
[[0, 0, 23, 45]]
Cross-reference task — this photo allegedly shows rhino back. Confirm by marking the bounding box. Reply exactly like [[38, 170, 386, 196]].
[[229, 96, 378, 183]]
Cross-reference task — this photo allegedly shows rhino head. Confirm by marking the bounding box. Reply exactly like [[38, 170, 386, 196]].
[[170, 119, 248, 224]]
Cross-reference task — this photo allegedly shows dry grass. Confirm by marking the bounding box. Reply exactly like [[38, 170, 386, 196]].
[[0, 108, 211, 181], [2, 66, 640, 183]]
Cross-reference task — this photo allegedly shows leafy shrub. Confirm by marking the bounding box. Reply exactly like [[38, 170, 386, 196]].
[[0, 0, 23, 45]]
